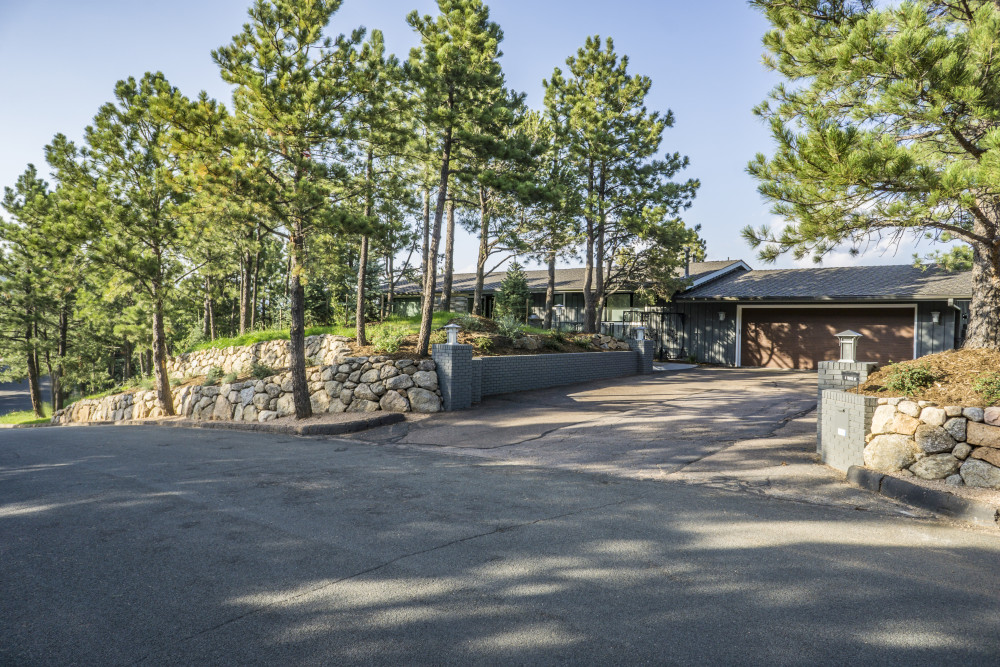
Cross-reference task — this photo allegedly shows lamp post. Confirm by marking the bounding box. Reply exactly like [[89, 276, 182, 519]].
[[554, 303, 564, 331], [444, 323, 461, 346], [834, 330, 862, 362], [635, 325, 646, 341]]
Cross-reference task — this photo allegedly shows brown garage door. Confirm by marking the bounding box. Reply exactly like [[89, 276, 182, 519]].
[[740, 307, 914, 369]]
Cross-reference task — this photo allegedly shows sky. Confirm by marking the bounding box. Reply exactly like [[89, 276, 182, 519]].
[[0, 0, 941, 272]]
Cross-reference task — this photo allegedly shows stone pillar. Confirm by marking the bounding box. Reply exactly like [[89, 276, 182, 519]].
[[629, 339, 656, 374], [432, 343, 473, 411], [816, 361, 878, 453]]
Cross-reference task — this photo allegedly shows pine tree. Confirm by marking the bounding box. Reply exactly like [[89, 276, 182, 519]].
[[746, 0, 1000, 349], [493, 262, 531, 321], [407, 0, 524, 355], [192, 0, 368, 417], [544, 36, 699, 332]]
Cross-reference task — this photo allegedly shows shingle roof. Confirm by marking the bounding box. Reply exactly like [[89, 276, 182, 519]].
[[391, 261, 745, 295], [676, 264, 972, 301]]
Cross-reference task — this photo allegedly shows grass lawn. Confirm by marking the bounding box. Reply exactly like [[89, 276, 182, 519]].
[[185, 312, 465, 354], [0, 405, 52, 425]]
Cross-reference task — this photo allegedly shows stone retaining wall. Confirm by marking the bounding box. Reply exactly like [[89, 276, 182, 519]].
[[167, 334, 351, 379], [862, 399, 1000, 488], [52, 356, 442, 425]]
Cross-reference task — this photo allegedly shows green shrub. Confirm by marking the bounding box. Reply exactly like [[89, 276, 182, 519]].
[[882, 362, 937, 396], [429, 329, 447, 345], [456, 314, 486, 331], [170, 377, 182, 387], [304, 356, 320, 368], [974, 372, 1000, 405], [203, 366, 224, 386], [542, 337, 562, 350], [474, 336, 493, 353], [223, 372, 238, 384], [494, 262, 531, 320], [250, 362, 275, 381], [371, 325, 407, 354], [495, 315, 525, 339]]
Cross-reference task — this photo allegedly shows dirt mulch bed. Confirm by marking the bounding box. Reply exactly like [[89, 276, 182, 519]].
[[851, 348, 1000, 406]]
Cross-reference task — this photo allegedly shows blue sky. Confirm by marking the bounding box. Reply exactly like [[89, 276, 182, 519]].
[[0, 0, 937, 270]]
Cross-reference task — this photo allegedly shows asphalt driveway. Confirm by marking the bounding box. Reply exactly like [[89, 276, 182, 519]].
[[2, 368, 1000, 665]]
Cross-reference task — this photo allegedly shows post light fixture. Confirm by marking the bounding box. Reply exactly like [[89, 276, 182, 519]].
[[444, 323, 461, 345], [554, 303, 565, 331], [931, 311, 941, 324], [835, 330, 862, 363], [635, 326, 646, 341], [718, 311, 726, 322]]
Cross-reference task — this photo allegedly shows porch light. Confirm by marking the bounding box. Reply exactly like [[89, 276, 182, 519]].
[[635, 326, 646, 341], [444, 323, 461, 345], [835, 330, 862, 363], [931, 311, 941, 324], [718, 311, 726, 321]]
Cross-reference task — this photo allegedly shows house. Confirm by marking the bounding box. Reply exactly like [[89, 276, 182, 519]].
[[387, 260, 972, 369]]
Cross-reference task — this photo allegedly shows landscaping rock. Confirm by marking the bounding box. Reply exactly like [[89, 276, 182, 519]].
[[892, 414, 921, 436], [379, 365, 399, 379], [379, 391, 410, 413], [943, 417, 967, 442], [265, 383, 281, 398], [395, 359, 414, 369], [944, 406, 962, 417], [360, 369, 380, 383], [986, 406, 1000, 426], [514, 336, 543, 351], [239, 387, 255, 407], [385, 374, 414, 390], [919, 406, 947, 426], [909, 453, 961, 480], [971, 446, 1000, 468], [897, 400, 920, 418], [870, 406, 896, 434], [412, 370, 439, 390], [960, 458, 1000, 489], [966, 421, 1000, 448], [408, 387, 441, 413], [275, 394, 295, 417], [212, 397, 233, 421], [354, 384, 379, 402], [347, 399, 380, 413], [258, 410, 278, 422], [913, 424, 957, 455], [964, 407, 985, 422], [310, 391, 330, 413], [952, 442, 973, 460], [419, 360, 436, 371], [945, 473, 964, 486]]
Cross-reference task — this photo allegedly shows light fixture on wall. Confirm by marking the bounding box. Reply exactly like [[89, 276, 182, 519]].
[[718, 311, 726, 322], [931, 311, 941, 324]]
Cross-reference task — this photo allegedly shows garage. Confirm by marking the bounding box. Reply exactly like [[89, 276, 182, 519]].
[[739, 307, 915, 369]]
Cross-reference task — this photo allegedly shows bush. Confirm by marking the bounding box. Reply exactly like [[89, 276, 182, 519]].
[[883, 362, 937, 396], [542, 337, 562, 350], [170, 377, 182, 387], [429, 329, 447, 345], [371, 325, 407, 354], [456, 314, 486, 331], [250, 362, 275, 381], [974, 372, 1000, 405], [223, 372, 238, 384], [495, 315, 525, 339], [474, 336, 493, 353], [203, 366, 224, 386]]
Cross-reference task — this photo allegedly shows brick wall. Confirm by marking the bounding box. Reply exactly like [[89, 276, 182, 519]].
[[431, 343, 473, 411], [816, 361, 878, 451], [819, 389, 879, 471]]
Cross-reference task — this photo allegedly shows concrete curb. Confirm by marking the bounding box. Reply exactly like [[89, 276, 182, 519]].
[[847, 465, 1000, 529], [38, 413, 406, 437]]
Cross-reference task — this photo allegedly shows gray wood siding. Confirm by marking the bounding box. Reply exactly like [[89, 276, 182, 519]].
[[673, 303, 738, 365], [916, 300, 969, 357]]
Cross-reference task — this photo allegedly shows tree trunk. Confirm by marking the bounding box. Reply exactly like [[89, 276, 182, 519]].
[[473, 188, 489, 316], [544, 251, 556, 329], [123, 338, 132, 381], [594, 174, 607, 326], [250, 229, 261, 330], [356, 235, 369, 345], [151, 291, 175, 416], [203, 276, 215, 340], [422, 186, 431, 289], [24, 323, 44, 418], [441, 199, 455, 311], [239, 248, 252, 335], [417, 127, 452, 356], [288, 231, 312, 418], [965, 237, 1000, 349], [52, 306, 68, 411], [583, 218, 596, 333]]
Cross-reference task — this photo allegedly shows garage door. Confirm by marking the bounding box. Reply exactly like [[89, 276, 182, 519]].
[[740, 307, 914, 369]]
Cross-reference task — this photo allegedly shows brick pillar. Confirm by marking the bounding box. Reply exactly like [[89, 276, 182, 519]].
[[432, 343, 473, 411], [629, 339, 656, 374], [816, 361, 878, 453]]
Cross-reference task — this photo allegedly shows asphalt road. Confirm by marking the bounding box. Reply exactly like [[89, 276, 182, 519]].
[[0, 377, 51, 416], [2, 370, 1000, 665]]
